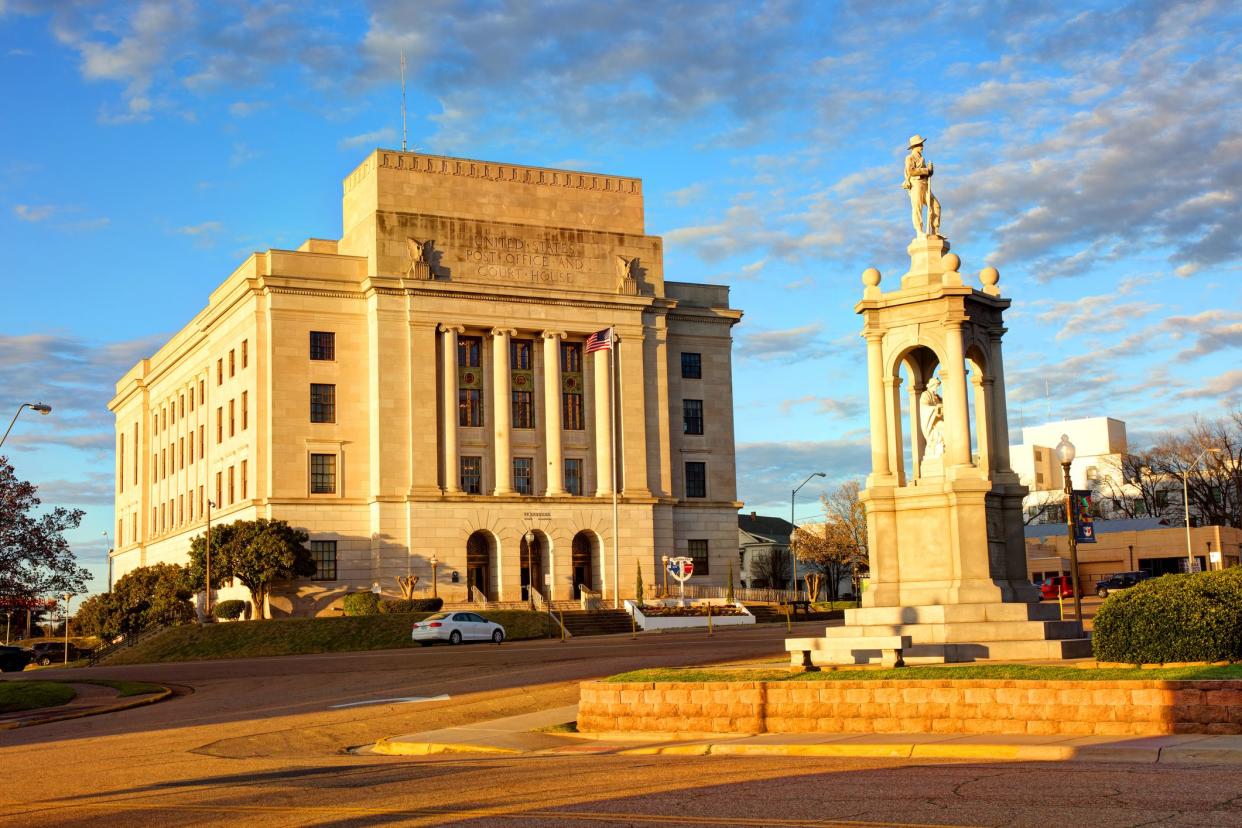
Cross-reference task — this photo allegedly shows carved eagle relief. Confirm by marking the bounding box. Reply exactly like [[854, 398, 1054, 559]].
[[615, 255, 639, 294], [407, 237, 435, 278]]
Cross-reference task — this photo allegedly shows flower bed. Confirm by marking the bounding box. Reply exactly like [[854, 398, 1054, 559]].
[[624, 599, 755, 630]]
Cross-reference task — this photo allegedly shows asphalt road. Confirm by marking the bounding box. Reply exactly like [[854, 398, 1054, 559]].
[[2, 620, 1238, 827]]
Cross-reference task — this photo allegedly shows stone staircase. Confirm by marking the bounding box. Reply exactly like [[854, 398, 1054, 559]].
[[744, 604, 844, 624], [556, 609, 634, 637]]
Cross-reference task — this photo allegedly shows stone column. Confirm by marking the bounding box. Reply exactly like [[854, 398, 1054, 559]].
[[988, 332, 1014, 473], [865, 332, 890, 479], [943, 321, 972, 467], [593, 346, 614, 497], [975, 375, 993, 472], [491, 328, 513, 494], [542, 331, 565, 495], [907, 381, 925, 482], [438, 324, 462, 493], [884, 375, 904, 484]]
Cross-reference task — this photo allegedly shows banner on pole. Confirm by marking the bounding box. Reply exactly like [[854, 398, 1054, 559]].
[[1072, 489, 1096, 543]]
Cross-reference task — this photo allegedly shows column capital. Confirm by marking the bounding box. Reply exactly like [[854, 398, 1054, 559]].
[[438, 323, 465, 334], [490, 327, 517, 339], [864, 330, 886, 343], [540, 330, 566, 341]]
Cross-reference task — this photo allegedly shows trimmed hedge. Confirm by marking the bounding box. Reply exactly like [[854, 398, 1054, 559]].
[[213, 600, 248, 621], [1092, 569, 1242, 664], [379, 598, 443, 614], [342, 592, 381, 616]]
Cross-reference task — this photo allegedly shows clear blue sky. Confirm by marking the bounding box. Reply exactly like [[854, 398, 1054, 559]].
[[1, 1, 1238, 596]]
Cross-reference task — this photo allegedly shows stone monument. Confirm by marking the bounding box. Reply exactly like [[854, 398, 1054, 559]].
[[787, 136, 1091, 665]]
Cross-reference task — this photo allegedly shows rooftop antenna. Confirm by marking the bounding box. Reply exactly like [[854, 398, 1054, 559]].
[[400, 49, 408, 152]]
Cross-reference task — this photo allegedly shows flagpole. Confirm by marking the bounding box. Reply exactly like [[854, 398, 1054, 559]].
[[610, 327, 619, 609]]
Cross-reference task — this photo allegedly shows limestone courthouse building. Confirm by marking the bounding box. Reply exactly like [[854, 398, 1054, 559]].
[[109, 150, 743, 615]]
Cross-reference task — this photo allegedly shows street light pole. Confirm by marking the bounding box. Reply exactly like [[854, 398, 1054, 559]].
[[205, 499, 216, 620], [429, 554, 439, 598], [1, 402, 52, 448], [1054, 435, 1082, 623], [61, 593, 73, 665], [1182, 447, 1221, 574], [791, 472, 827, 599]]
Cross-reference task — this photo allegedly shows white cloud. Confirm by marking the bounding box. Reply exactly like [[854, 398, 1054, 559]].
[[14, 203, 55, 221], [339, 127, 398, 150]]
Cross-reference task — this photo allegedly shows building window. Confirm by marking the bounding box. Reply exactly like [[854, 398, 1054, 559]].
[[215, 471, 222, 505], [229, 349, 235, 378], [152, 453, 158, 478], [216, 407, 223, 443], [513, 457, 533, 495], [179, 437, 185, 470], [459, 389, 483, 428], [510, 338, 533, 370], [310, 331, 335, 361], [159, 503, 165, 533], [189, 389, 194, 412], [198, 485, 204, 516], [685, 462, 707, 498], [241, 391, 248, 430], [228, 465, 235, 504], [179, 394, 185, 418], [198, 425, 204, 457], [565, 458, 583, 496], [187, 494, 193, 522], [161, 448, 166, 479], [561, 342, 582, 373], [460, 456, 482, 494], [562, 392, 584, 430], [310, 453, 337, 494], [229, 399, 236, 437], [310, 540, 337, 580], [681, 352, 702, 379], [241, 339, 248, 368], [688, 539, 710, 576], [683, 399, 704, 434], [513, 390, 535, 429], [310, 384, 336, 423], [177, 495, 183, 525], [217, 358, 223, 385], [170, 400, 175, 426], [198, 379, 205, 405], [240, 459, 247, 499], [458, 336, 481, 368]]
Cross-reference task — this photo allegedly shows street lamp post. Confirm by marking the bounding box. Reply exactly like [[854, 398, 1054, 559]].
[[61, 593, 74, 665], [1054, 435, 1083, 623], [1182, 447, 1221, 574], [429, 554, 439, 598], [524, 530, 535, 609], [1, 402, 52, 448], [205, 499, 216, 620], [791, 472, 827, 599]]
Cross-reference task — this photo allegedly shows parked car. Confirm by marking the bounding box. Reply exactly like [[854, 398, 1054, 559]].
[[0, 646, 34, 672], [29, 641, 91, 666], [1037, 575, 1083, 600], [1094, 571, 1152, 598], [411, 612, 505, 646]]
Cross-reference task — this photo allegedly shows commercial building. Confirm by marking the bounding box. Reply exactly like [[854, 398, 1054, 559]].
[[110, 149, 742, 615], [1026, 519, 1242, 581]]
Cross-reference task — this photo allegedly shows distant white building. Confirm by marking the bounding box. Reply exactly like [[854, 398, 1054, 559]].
[[1010, 417, 1133, 525]]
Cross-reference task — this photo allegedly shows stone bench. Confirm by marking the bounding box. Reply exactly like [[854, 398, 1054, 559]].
[[786, 635, 911, 670]]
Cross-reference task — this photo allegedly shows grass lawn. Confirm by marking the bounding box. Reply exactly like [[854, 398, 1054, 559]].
[[607, 663, 1242, 683], [107, 611, 561, 665], [0, 681, 77, 713], [78, 679, 166, 697]]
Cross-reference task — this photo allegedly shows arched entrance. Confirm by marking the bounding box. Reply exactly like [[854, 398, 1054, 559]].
[[466, 531, 497, 601], [571, 531, 600, 598], [519, 531, 550, 601]]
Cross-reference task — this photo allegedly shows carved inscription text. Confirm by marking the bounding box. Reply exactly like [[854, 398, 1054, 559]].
[[463, 234, 586, 284]]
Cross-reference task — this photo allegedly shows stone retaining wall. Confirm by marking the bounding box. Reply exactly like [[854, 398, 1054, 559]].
[[578, 680, 1242, 737]]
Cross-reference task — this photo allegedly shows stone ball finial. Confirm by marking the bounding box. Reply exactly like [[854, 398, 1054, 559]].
[[943, 253, 960, 273], [980, 266, 999, 287], [862, 267, 881, 287]]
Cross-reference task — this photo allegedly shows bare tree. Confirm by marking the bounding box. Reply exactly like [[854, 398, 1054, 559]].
[[751, 544, 791, 591], [1147, 414, 1242, 529], [791, 481, 869, 601]]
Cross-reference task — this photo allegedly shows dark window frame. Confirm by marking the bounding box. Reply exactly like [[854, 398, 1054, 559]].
[[512, 390, 535, 429], [564, 458, 583, 496], [513, 456, 533, 495], [310, 331, 336, 361], [685, 461, 707, 498], [310, 453, 337, 494], [688, 539, 710, 576], [310, 383, 336, 423], [310, 540, 337, 581], [460, 456, 482, 494], [562, 392, 584, 430], [459, 388, 484, 427], [681, 352, 702, 379], [683, 399, 704, 435]]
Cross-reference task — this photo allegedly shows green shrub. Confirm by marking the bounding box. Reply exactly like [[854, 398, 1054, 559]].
[[378, 598, 443, 614], [1092, 569, 1242, 664], [213, 600, 247, 621], [342, 592, 381, 616]]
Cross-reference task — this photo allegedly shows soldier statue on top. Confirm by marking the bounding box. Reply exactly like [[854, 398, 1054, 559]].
[[902, 134, 941, 237]]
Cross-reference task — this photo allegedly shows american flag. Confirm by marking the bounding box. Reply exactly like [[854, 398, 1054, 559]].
[[584, 327, 613, 353]]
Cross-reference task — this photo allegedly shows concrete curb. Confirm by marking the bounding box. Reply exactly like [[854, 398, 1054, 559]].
[[0, 684, 174, 731], [372, 737, 521, 756]]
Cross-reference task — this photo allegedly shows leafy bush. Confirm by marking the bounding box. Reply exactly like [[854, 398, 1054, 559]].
[[213, 600, 248, 621], [1093, 569, 1242, 664], [378, 598, 443, 614], [342, 592, 381, 616], [74, 564, 195, 639]]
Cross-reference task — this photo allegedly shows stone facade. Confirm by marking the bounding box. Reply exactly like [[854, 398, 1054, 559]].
[[109, 150, 742, 614], [579, 679, 1242, 737]]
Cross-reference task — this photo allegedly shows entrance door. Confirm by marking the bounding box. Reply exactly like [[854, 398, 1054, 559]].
[[466, 531, 492, 601], [571, 532, 593, 599]]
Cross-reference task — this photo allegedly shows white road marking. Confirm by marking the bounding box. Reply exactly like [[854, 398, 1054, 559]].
[[330, 694, 450, 709]]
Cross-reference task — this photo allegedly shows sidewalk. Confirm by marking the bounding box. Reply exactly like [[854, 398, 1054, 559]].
[[371, 705, 1242, 765]]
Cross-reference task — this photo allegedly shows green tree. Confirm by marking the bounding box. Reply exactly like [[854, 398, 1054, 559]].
[[635, 561, 644, 604], [726, 561, 735, 603], [188, 519, 313, 619], [74, 564, 195, 639], [0, 456, 90, 604]]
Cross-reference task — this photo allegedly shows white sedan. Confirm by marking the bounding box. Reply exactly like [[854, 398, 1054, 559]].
[[411, 611, 505, 646]]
